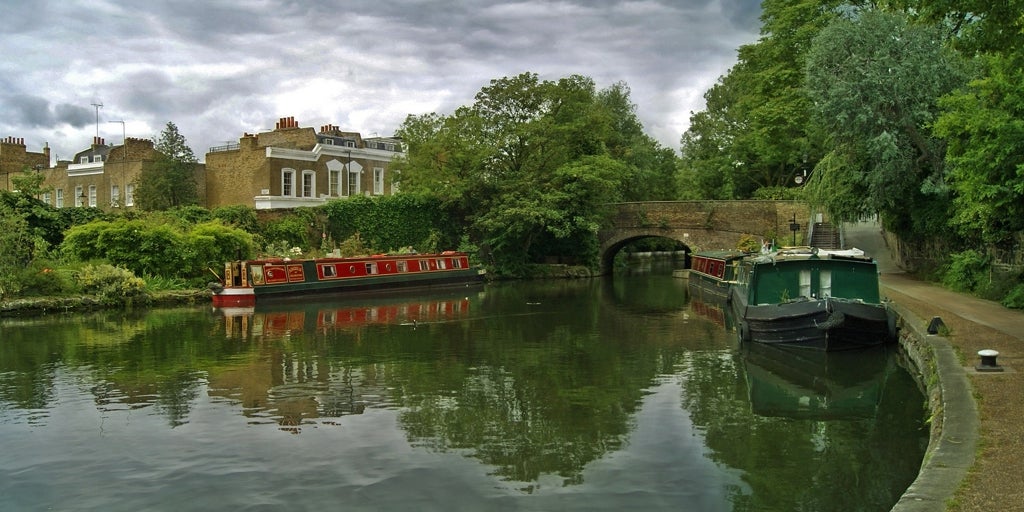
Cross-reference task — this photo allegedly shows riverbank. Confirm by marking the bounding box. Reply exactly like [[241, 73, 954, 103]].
[[847, 221, 1024, 512], [0, 289, 211, 317]]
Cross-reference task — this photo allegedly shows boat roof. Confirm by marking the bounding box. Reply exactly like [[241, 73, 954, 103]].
[[692, 250, 749, 261], [752, 246, 875, 263]]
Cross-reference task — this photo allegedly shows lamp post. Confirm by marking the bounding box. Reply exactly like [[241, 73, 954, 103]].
[[108, 120, 126, 207]]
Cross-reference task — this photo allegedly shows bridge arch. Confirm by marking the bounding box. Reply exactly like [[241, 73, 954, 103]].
[[598, 201, 810, 274]]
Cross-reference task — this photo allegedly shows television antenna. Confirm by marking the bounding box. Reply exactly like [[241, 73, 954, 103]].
[[90, 101, 104, 139]]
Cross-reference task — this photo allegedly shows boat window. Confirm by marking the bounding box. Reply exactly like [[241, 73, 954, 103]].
[[365, 263, 378, 275], [437, 259, 447, 270], [250, 265, 265, 285], [452, 258, 462, 269], [820, 270, 832, 298], [397, 261, 408, 272], [322, 265, 336, 277], [799, 270, 812, 298]]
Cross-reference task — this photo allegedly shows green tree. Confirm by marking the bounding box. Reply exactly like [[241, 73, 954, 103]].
[[935, 51, 1024, 244], [803, 10, 967, 236], [395, 73, 662, 274], [135, 122, 199, 211], [679, 0, 841, 199]]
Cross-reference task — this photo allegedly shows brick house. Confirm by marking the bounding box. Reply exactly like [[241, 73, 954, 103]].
[[0, 137, 50, 193], [204, 117, 404, 210], [2, 135, 207, 211]]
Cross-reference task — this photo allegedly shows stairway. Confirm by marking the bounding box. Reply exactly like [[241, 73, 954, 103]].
[[811, 222, 841, 249]]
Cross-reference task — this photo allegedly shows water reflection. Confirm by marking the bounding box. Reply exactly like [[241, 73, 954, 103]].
[[0, 274, 927, 510]]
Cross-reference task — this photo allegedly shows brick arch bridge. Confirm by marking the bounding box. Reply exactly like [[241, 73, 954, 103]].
[[598, 201, 811, 274]]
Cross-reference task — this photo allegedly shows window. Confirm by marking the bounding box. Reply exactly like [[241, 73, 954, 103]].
[[329, 169, 340, 196], [282, 169, 295, 196], [111, 185, 120, 206], [88, 185, 97, 207], [327, 159, 342, 196], [125, 184, 134, 206], [74, 185, 83, 207], [819, 270, 832, 298], [42, 192, 51, 205], [346, 161, 362, 196], [79, 156, 88, 164], [301, 170, 315, 197], [373, 167, 384, 195], [799, 270, 812, 298], [94, 154, 103, 162], [55, 188, 64, 208]]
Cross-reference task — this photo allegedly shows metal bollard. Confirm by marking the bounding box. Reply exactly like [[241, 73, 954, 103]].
[[976, 349, 1004, 372]]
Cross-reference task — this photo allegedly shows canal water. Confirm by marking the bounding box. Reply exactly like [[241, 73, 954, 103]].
[[0, 269, 927, 511]]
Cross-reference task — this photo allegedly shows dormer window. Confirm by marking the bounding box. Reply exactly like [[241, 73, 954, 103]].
[[322, 138, 334, 145], [94, 154, 103, 162], [80, 156, 88, 164]]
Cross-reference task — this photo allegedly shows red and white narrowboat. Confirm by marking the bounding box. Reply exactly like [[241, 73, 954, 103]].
[[210, 251, 485, 307]]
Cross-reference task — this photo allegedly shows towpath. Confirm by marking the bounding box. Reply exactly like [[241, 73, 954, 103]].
[[845, 221, 1024, 511]]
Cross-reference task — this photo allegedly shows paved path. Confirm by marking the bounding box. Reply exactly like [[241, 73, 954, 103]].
[[845, 221, 1024, 511]]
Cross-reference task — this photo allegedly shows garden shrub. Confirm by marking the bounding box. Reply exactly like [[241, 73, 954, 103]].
[[76, 264, 149, 305]]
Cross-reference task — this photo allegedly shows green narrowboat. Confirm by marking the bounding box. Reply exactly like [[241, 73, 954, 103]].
[[730, 247, 895, 351]]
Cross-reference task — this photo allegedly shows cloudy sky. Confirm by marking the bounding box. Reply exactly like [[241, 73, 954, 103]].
[[2, 0, 761, 164]]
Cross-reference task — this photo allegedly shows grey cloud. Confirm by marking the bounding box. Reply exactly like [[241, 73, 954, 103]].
[[0, 94, 93, 128]]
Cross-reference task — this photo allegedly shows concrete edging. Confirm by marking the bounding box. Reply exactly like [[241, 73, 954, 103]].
[[890, 302, 980, 512]]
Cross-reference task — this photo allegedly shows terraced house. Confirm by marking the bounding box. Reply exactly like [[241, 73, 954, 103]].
[[2, 135, 189, 210], [204, 116, 404, 210]]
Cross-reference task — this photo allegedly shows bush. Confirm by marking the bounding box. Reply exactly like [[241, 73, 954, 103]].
[[1002, 282, 1024, 309], [14, 261, 74, 297], [62, 217, 255, 283], [940, 249, 991, 293], [76, 264, 149, 305]]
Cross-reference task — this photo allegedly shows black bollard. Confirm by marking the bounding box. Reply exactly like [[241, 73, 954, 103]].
[[976, 349, 1004, 372]]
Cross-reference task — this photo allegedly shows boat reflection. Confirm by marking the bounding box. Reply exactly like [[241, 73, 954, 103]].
[[741, 342, 894, 419], [217, 291, 476, 339]]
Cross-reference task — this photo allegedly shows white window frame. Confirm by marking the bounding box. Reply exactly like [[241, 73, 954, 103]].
[[301, 170, 315, 198], [111, 185, 120, 206], [327, 159, 342, 197], [282, 168, 295, 197], [346, 161, 362, 197], [125, 184, 134, 206], [88, 185, 97, 207], [79, 156, 88, 164], [95, 154, 103, 162], [42, 192, 52, 205], [74, 185, 83, 207], [373, 167, 384, 195], [55, 188, 64, 208]]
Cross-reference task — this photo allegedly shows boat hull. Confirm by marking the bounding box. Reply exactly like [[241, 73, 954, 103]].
[[687, 271, 732, 302], [732, 292, 894, 351]]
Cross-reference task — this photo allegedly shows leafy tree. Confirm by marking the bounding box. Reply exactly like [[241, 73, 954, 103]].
[[135, 122, 199, 211], [396, 72, 668, 274], [803, 10, 967, 236], [679, 0, 841, 199], [935, 51, 1024, 244]]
